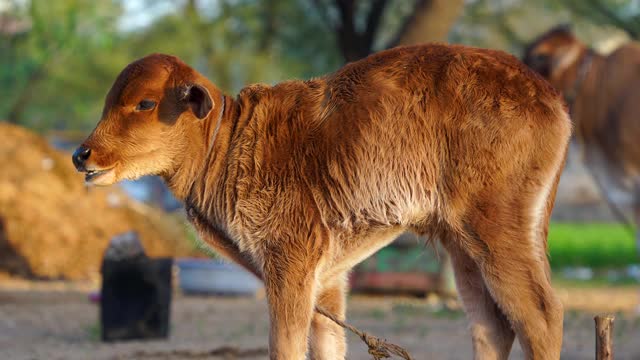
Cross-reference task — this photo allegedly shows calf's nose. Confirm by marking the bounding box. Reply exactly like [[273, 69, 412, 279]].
[[72, 146, 91, 171]]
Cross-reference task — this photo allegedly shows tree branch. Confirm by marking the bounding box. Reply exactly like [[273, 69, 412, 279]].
[[363, 0, 389, 49], [335, 0, 355, 35], [333, 0, 369, 62]]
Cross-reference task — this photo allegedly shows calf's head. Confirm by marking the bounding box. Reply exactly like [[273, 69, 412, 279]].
[[72, 54, 220, 186], [523, 25, 586, 91]]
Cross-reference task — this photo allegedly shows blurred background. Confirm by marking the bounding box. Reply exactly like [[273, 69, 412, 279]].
[[1, 0, 640, 359]]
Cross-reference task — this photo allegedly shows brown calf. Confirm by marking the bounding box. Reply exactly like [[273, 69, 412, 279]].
[[73, 44, 571, 360], [524, 25, 640, 251]]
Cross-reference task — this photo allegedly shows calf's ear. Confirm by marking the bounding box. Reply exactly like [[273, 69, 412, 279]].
[[183, 84, 214, 119]]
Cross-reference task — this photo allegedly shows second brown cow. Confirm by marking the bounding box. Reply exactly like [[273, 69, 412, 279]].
[[524, 25, 640, 252], [73, 44, 571, 360]]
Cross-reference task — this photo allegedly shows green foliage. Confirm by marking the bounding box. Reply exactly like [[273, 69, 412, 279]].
[[548, 223, 638, 269], [3, 0, 639, 132], [1, 0, 342, 132], [1, 0, 123, 130], [562, 0, 640, 38]]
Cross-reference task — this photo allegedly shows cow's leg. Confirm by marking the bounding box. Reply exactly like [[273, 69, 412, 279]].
[[444, 240, 515, 360], [309, 275, 348, 360], [263, 232, 327, 360], [465, 192, 563, 359], [477, 241, 562, 359], [264, 261, 317, 360]]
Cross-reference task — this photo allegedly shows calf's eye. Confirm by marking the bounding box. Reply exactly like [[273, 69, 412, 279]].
[[136, 100, 156, 111]]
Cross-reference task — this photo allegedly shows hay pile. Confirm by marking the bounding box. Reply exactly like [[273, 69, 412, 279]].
[[0, 123, 198, 280]]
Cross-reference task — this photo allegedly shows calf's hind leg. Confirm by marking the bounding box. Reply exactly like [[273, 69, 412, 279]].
[[444, 240, 515, 360], [465, 195, 563, 359]]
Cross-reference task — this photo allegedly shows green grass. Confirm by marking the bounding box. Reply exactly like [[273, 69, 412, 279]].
[[548, 223, 638, 269]]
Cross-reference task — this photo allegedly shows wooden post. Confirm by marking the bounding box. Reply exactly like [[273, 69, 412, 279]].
[[595, 314, 614, 360]]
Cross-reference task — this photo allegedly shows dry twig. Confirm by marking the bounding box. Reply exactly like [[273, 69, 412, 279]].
[[316, 305, 413, 360]]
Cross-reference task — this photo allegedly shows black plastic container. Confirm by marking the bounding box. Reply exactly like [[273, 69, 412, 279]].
[[100, 256, 173, 342]]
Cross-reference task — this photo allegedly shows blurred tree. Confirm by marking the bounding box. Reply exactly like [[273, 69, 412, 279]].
[[393, 0, 465, 46], [2, 0, 638, 132], [0, 0, 122, 129], [128, 0, 342, 91], [1, 0, 345, 131], [311, 0, 464, 62], [452, 0, 638, 55], [563, 0, 640, 39]]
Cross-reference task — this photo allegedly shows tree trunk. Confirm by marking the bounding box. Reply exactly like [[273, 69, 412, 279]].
[[392, 0, 465, 47], [333, 0, 388, 63]]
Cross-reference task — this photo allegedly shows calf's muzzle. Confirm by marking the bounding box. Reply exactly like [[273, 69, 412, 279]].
[[72, 146, 91, 171]]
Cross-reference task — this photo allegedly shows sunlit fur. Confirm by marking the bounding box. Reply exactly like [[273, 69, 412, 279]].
[[79, 45, 571, 360]]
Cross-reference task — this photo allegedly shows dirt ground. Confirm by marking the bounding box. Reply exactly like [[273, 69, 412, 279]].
[[1, 279, 640, 360]]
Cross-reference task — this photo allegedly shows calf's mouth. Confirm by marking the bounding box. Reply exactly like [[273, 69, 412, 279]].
[[82, 166, 116, 185]]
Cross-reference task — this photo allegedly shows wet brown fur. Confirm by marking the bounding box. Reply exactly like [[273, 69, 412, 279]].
[[78, 44, 571, 360]]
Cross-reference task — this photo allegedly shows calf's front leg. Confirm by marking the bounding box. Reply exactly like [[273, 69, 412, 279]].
[[263, 242, 323, 360], [310, 276, 348, 360]]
